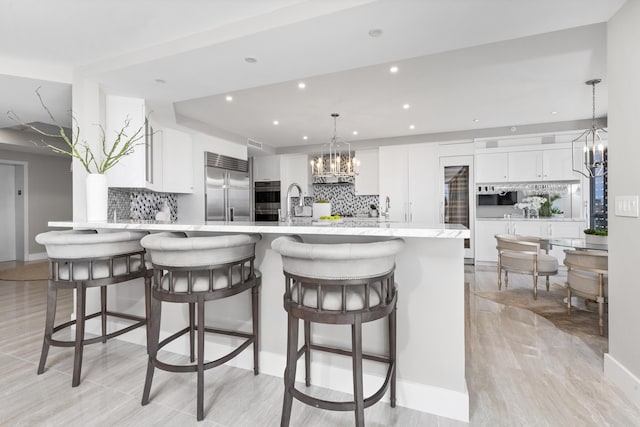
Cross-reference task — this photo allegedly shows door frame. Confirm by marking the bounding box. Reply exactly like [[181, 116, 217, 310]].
[[440, 155, 475, 260], [0, 160, 29, 261]]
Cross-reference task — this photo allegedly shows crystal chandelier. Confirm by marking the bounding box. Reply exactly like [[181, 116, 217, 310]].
[[310, 113, 359, 178], [572, 79, 607, 178]]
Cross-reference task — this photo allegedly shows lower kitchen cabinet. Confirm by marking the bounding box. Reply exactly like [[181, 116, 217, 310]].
[[475, 219, 585, 263]]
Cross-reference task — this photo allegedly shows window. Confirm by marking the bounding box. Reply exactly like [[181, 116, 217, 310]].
[[589, 150, 607, 230]]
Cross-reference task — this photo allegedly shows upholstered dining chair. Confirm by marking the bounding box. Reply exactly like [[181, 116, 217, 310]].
[[495, 234, 558, 300], [564, 249, 608, 336]]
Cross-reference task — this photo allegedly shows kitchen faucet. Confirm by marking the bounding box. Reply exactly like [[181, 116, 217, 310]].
[[285, 182, 304, 221], [382, 196, 391, 221]]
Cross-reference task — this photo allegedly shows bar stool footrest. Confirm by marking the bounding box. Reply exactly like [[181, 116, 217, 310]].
[[46, 311, 147, 348]]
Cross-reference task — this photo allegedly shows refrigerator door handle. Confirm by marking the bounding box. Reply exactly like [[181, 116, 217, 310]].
[[229, 207, 234, 221]]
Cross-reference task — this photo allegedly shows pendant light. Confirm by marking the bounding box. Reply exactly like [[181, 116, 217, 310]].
[[310, 113, 359, 178], [572, 79, 607, 178]]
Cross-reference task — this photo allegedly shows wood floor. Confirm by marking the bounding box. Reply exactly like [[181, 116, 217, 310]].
[[1, 261, 639, 426]]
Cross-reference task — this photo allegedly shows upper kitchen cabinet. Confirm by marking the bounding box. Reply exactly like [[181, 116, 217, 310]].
[[475, 152, 508, 183], [542, 148, 577, 181], [105, 95, 160, 190], [379, 143, 438, 223], [354, 149, 379, 195], [253, 155, 281, 182], [280, 154, 310, 207], [159, 127, 194, 193]]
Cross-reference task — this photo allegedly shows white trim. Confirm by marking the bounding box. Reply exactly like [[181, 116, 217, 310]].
[[87, 320, 469, 422], [604, 353, 640, 407], [28, 252, 48, 261]]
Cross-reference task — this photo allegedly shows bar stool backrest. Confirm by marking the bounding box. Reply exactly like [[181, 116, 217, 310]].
[[36, 230, 147, 259]]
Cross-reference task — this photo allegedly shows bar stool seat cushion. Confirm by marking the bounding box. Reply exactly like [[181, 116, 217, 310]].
[[141, 233, 261, 267], [160, 266, 253, 293], [272, 236, 405, 280], [500, 252, 558, 274], [291, 283, 381, 311], [36, 230, 148, 259]]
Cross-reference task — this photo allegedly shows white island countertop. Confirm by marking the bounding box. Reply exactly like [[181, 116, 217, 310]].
[[48, 219, 470, 239]]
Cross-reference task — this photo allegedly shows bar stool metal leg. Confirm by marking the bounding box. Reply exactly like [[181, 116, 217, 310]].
[[252, 285, 260, 375], [37, 281, 57, 375], [72, 284, 87, 387], [352, 317, 365, 427], [142, 294, 162, 405], [304, 320, 311, 387], [101, 286, 107, 343], [389, 304, 397, 408], [196, 297, 206, 421], [189, 302, 196, 363], [281, 314, 299, 427]]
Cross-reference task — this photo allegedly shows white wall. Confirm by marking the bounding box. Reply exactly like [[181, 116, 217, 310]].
[[0, 149, 72, 256], [604, 0, 640, 405]]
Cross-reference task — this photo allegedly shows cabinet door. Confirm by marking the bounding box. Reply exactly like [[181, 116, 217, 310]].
[[379, 145, 408, 222], [508, 151, 542, 182], [408, 144, 438, 224], [161, 127, 193, 193], [475, 153, 508, 183], [511, 221, 542, 237], [105, 96, 148, 188], [354, 149, 379, 195], [475, 220, 510, 262], [542, 148, 577, 181], [280, 154, 310, 208], [253, 155, 281, 182]]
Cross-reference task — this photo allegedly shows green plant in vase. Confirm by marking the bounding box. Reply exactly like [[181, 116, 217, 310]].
[[538, 194, 562, 217]]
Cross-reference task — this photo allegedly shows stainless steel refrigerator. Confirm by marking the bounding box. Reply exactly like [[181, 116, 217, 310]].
[[205, 152, 253, 221]]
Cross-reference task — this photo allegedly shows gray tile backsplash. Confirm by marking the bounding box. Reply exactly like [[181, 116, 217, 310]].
[[294, 182, 379, 216], [108, 189, 178, 222]]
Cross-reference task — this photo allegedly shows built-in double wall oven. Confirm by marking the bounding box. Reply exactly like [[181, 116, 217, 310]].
[[254, 181, 281, 221]]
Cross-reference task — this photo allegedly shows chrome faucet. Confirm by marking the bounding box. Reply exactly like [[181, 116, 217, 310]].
[[285, 182, 304, 221], [382, 196, 391, 221]]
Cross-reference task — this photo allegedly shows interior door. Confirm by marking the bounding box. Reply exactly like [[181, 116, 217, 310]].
[[0, 164, 16, 262], [440, 156, 474, 259]]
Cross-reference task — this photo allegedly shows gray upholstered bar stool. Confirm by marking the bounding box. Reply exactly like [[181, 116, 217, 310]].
[[35, 229, 151, 387], [272, 235, 405, 427], [140, 232, 262, 421]]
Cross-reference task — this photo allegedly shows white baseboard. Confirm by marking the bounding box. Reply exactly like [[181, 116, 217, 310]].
[[86, 319, 469, 423], [604, 353, 640, 407], [28, 252, 48, 261]]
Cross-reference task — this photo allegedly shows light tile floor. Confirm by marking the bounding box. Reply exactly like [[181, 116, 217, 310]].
[[1, 261, 639, 426]]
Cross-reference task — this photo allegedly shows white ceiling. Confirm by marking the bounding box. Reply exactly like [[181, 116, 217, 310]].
[[0, 0, 625, 151]]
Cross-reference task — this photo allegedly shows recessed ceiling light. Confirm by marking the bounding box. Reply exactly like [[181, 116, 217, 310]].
[[225, 95, 233, 102], [303, 136, 308, 140], [409, 125, 415, 130], [244, 57, 257, 63], [389, 66, 399, 74], [551, 111, 558, 115], [473, 119, 480, 123], [154, 79, 166, 84], [352, 131, 358, 136], [403, 104, 410, 110], [273, 120, 279, 125], [368, 28, 383, 38], [298, 82, 306, 89]]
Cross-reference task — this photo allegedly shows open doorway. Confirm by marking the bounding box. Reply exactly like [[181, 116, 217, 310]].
[[0, 161, 27, 262]]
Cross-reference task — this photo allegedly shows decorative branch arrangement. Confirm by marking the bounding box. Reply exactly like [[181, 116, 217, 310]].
[[7, 88, 145, 174]]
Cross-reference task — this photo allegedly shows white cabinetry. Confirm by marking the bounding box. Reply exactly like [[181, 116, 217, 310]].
[[354, 149, 379, 195], [379, 143, 438, 223], [280, 154, 310, 208], [476, 148, 578, 183], [253, 155, 281, 182], [475, 219, 585, 263], [105, 95, 159, 190], [159, 127, 193, 193], [475, 153, 508, 183]]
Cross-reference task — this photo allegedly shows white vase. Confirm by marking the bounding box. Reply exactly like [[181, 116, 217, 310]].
[[86, 173, 108, 222], [312, 202, 332, 219]]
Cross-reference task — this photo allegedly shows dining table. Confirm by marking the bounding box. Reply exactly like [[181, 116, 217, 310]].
[[544, 237, 608, 252]]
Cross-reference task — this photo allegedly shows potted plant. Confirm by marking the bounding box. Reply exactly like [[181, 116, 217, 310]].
[[8, 89, 145, 221], [583, 228, 608, 245]]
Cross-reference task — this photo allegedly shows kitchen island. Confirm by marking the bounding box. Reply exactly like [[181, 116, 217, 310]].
[[48, 219, 470, 422]]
